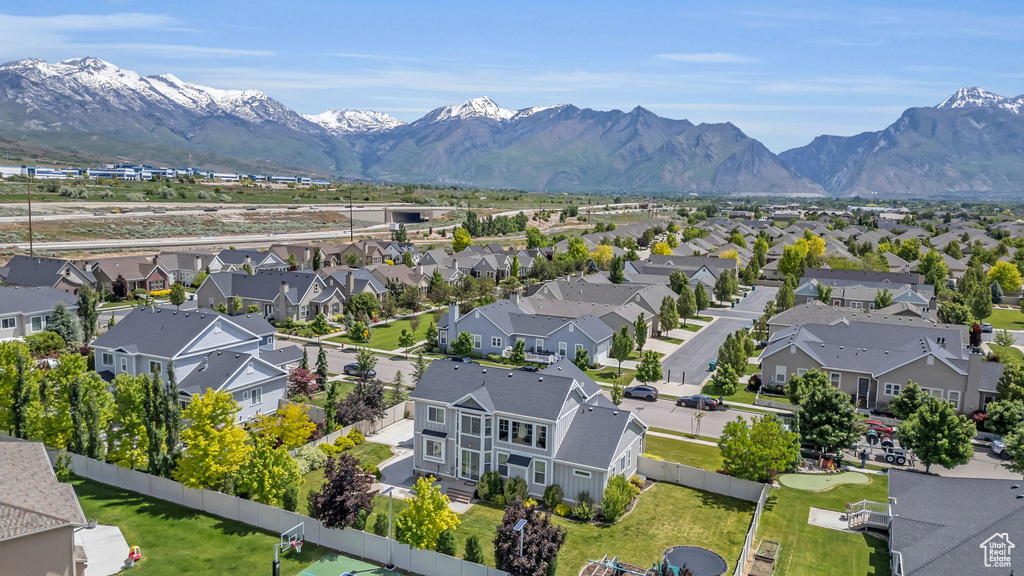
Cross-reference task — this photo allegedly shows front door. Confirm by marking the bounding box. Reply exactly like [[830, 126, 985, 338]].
[[460, 449, 480, 481], [857, 378, 870, 409]]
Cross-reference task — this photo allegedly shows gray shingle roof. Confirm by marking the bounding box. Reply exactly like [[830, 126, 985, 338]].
[[769, 302, 967, 345], [802, 267, 923, 285], [889, 469, 1024, 576], [0, 255, 82, 288], [178, 350, 252, 395], [440, 300, 613, 342], [207, 270, 321, 303], [92, 306, 268, 358], [216, 249, 276, 266], [259, 345, 304, 367], [555, 403, 637, 468], [0, 286, 77, 315], [0, 442, 86, 541]]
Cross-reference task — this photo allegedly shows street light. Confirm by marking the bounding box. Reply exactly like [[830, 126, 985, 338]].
[[381, 486, 395, 571], [513, 518, 527, 558]]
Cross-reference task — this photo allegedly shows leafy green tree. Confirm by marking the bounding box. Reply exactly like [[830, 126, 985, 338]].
[[389, 370, 408, 406], [107, 374, 150, 469], [395, 475, 461, 549], [312, 249, 322, 271], [252, 403, 315, 449], [1003, 425, 1024, 479], [998, 361, 1024, 402], [937, 300, 973, 325], [992, 281, 1005, 305], [76, 285, 100, 343], [398, 329, 416, 359], [609, 256, 625, 284], [247, 304, 260, 314], [309, 453, 375, 529], [425, 321, 438, 344], [412, 353, 429, 386], [816, 283, 833, 304], [310, 313, 332, 344], [173, 389, 252, 489], [300, 347, 309, 370], [635, 350, 663, 384], [694, 284, 710, 315], [435, 529, 458, 556], [889, 381, 929, 420], [452, 331, 474, 356], [708, 364, 739, 396], [968, 282, 993, 323], [493, 498, 566, 576], [659, 295, 679, 334], [778, 243, 809, 278], [713, 272, 733, 304], [192, 270, 208, 288], [346, 292, 379, 318], [988, 261, 1023, 293], [719, 415, 799, 481], [11, 353, 36, 439], [985, 400, 1024, 436], [633, 313, 648, 352], [776, 282, 795, 311], [785, 368, 830, 405], [452, 227, 473, 252], [651, 242, 672, 256], [49, 302, 82, 348], [509, 339, 526, 366], [214, 302, 229, 314], [573, 347, 590, 371], [611, 326, 634, 376], [379, 293, 397, 326], [898, 397, 975, 473], [995, 329, 1016, 358], [235, 435, 301, 507], [797, 386, 860, 453], [324, 380, 340, 432], [169, 283, 187, 310], [316, 346, 329, 390], [669, 270, 688, 295], [874, 288, 893, 309], [464, 534, 485, 564], [676, 285, 696, 326]]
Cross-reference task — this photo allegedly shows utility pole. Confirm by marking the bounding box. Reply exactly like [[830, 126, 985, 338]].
[[27, 170, 34, 256], [349, 188, 354, 241]]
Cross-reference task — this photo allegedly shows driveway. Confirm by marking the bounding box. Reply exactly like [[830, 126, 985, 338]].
[[616, 395, 753, 438], [659, 286, 778, 394], [314, 345, 420, 384]]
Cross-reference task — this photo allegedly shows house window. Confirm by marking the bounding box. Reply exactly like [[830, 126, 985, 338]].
[[774, 365, 787, 383], [242, 390, 250, 400], [247, 361, 254, 375], [472, 334, 482, 350], [332, 303, 340, 314], [883, 382, 901, 396], [575, 344, 585, 356], [537, 426, 547, 450], [120, 358, 128, 373], [427, 406, 445, 424], [30, 315, 44, 332], [0, 317, 15, 330], [251, 387, 262, 405], [573, 469, 591, 478], [461, 414, 481, 435], [534, 460, 547, 485], [796, 368, 807, 376], [830, 372, 840, 387], [498, 453, 509, 475], [850, 301, 863, 309], [558, 342, 567, 357], [101, 353, 113, 366], [149, 361, 162, 374], [208, 298, 215, 308], [265, 304, 274, 316], [535, 338, 544, 352], [300, 305, 309, 317], [424, 438, 444, 462], [947, 390, 961, 410], [511, 421, 534, 447], [498, 419, 509, 442], [491, 336, 503, 348], [439, 330, 448, 345]]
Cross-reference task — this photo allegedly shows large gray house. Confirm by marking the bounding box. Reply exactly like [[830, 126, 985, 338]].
[[195, 270, 344, 322], [0, 286, 78, 342], [91, 307, 290, 421], [437, 300, 614, 364], [410, 359, 647, 503], [759, 320, 1002, 415]]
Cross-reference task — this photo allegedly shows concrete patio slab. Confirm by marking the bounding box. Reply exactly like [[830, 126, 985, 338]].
[[75, 524, 129, 576]]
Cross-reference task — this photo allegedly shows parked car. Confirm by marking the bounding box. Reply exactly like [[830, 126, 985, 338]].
[[982, 322, 993, 333], [519, 365, 539, 372], [623, 385, 659, 401], [676, 394, 723, 410], [343, 363, 377, 378], [447, 356, 479, 364], [992, 437, 1013, 460]]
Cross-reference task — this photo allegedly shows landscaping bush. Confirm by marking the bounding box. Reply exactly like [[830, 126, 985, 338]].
[[372, 512, 389, 536], [601, 475, 633, 522], [282, 484, 299, 512], [542, 484, 563, 509], [26, 331, 66, 356], [628, 475, 644, 493], [333, 436, 355, 451], [347, 429, 366, 445], [747, 373, 762, 392], [553, 503, 571, 517], [477, 471, 503, 502], [523, 497, 538, 508], [494, 494, 506, 507], [360, 463, 382, 481], [641, 452, 663, 461], [353, 509, 368, 531], [436, 529, 458, 556], [486, 353, 504, 363], [295, 444, 328, 474], [572, 494, 594, 521], [504, 477, 528, 503]]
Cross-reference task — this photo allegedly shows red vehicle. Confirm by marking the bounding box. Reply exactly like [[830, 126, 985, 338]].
[[864, 420, 894, 435]]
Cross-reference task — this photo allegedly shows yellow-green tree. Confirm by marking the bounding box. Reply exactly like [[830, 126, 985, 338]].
[[235, 435, 300, 507], [107, 374, 150, 469], [452, 227, 473, 252], [395, 475, 461, 549], [590, 244, 613, 268], [719, 249, 740, 266], [251, 403, 315, 449], [651, 241, 672, 256], [0, 342, 41, 437], [39, 354, 113, 450], [988, 261, 1023, 293], [173, 389, 252, 489]]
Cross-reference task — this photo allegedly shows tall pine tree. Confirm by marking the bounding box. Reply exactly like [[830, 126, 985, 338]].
[[163, 364, 182, 476]]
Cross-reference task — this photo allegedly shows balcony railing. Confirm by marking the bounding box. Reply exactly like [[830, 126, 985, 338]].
[[500, 346, 560, 364]]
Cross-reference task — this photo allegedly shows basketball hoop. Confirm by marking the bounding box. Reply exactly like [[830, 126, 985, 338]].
[[291, 541, 303, 554]]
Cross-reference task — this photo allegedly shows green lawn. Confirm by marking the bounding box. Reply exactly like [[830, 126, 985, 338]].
[[73, 478, 329, 576], [306, 381, 357, 409], [649, 427, 719, 444], [628, 349, 665, 361], [995, 345, 1024, 363], [678, 323, 703, 332], [587, 367, 638, 385], [327, 313, 433, 350], [658, 336, 684, 344], [645, 435, 724, 471], [984, 308, 1024, 331], [299, 442, 395, 515], [741, 363, 761, 376], [757, 474, 891, 576]]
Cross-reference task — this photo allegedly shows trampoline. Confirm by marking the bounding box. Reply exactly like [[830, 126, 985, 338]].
[[663, 546, 728, 576]]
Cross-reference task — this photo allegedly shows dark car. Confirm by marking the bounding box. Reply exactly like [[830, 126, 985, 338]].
[[447, 356, 479, 364], [624, 385, 659, 401], [519, 365, 539, 372], [342, 363, 376, 378], [676, 394, 722, 410]]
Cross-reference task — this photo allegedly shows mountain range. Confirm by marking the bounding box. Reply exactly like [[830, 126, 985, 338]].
[[0, 57, 1022, 197]]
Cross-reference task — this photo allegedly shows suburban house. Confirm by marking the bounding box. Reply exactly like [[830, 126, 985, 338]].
[[766, 301, 964, 340], [626, 255, 737, 293], [802, 268, 924, 286], [0, 286, 78, 341], [269, 243, 326, 270], [157, 251, 217, 285], [793, 278, 934, 311], [410, 359, 648, 503], [320, 267, 388, 300], [76, 255, 171, 294], [887, 469, 1024, 576], [367, 264, 430, 294], [91, 307, 287, 421], [437, 300, 614, 363], [527, 277, 676, 334], [337, 241, 389, 265], [759, 320, 1002, 414], [195, 270, 345, 322], [212, 249, 288, 272], [0, 255, 95, 295], [0, 441, 89, 576]]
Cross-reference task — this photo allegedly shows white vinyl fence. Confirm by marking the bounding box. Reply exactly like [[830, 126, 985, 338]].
[[288, 401, 412, 456], [732, 484, 770, 576], [637, 456, 766, 502], [52, 447, 506, 576]]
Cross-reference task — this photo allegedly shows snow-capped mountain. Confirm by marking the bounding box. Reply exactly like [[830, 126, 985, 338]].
[[303, 109, 405, 135], [419, 96, 516, 124], [935, 87, 1023, 114]]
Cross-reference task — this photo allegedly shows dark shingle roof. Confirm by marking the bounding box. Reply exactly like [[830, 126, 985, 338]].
[[0, 442, 86, 541], [555, 403, 636, 468], [178, 350, 251, 395], [0, 255, 79, 288], [0, 286, 77, 315], [259, 345, 304, 367], [92, 307, 267, 358], [207, 270, 320, 303]]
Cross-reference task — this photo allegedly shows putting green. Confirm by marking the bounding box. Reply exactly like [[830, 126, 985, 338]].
[[777, 472, 870, 491]]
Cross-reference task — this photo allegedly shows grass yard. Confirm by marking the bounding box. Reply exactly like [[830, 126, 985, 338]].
[[298, 442, 395, 515], [649, 427, 720, 444], [627, 349, 665, 361], [995, 345, 1024, 363], [73, 478, 329, 576], [306, 381, 357, 409], [587, 367, 638, 385], [984, 308, 1024, 331], [658, 336, 684, 344], [678, 323, 703, 332], [757, 474, 891, 576], [645, 435, 724, 471], [327, 313, 433, 350]]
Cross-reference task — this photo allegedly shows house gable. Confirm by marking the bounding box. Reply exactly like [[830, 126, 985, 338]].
[[177, 319, 257, 357]]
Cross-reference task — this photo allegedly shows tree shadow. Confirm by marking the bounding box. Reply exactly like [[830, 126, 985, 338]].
[[697, 490, 757, 514]]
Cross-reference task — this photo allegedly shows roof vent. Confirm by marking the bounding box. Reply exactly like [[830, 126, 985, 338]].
[[508, 373, 513, 378], [481, 369, 487, 374], [613, 411, 618, 416], [588, 407, 593, 411], [454, 366, 459, 370], [538, 377, 543, 381]]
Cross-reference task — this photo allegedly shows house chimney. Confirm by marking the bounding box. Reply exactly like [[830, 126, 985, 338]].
[[279, 281, 289, 321], [510, 293, 520, 305], [579, 269, 585, 279], [244, 255, 251, 267], [194, 255, 202, 271], [346, 272, 355, 297]]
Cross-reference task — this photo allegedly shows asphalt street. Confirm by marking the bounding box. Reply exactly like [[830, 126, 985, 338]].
[[617, 395, 752, 437], [661, 286, 778, 389]]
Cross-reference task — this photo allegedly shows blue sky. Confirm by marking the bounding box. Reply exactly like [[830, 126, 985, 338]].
[[2, 1, 1022, 151]]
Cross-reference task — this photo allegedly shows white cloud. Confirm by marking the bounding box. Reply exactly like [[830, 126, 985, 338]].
[[656, 52, 757, 64], [83, 43, 274, 58]]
